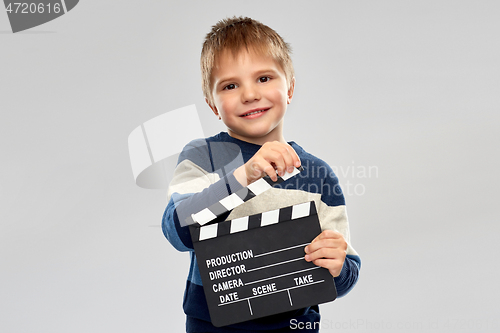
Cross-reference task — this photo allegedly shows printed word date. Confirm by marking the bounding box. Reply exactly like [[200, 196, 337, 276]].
[[219, 292, 239, 304]]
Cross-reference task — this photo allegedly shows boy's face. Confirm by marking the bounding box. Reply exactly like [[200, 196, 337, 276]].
[[207, 49, 294, 145]]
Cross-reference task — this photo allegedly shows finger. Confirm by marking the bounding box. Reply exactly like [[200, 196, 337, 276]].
[[305, 247, 335, 262], [311, 230, 344, 243], [246, 159, 265, 182], [305, 238, 346, 255], [311, 258, 343, 277], [305, 245, 345, 262], [263, 150, 286, 178], [306, 231, 343, 253], [276, 144, 295, 174], [263, 163, 278, 182], [246, 157, 275, 182], [288, 145, 301, 168], [265, 142, 298, 174]]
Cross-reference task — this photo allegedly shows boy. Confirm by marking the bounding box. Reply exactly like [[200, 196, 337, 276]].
[[162, 17, 361, 332]]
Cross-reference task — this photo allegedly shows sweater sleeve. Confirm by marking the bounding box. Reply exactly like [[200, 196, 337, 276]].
[[161, 139, 244, 251], [317, 162, 361, 298]]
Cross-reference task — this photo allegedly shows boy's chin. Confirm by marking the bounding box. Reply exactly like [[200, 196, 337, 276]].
[[228, 129, 283, 144]]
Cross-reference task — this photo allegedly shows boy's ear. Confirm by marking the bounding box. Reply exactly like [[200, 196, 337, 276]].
[[206, 98, 221, 119], [287, 77, 296, 104]]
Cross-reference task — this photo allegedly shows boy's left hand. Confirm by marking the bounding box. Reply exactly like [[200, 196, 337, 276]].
[[304, 230, 347, 278]]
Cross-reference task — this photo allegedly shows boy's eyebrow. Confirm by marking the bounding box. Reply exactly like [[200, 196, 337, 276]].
[[253, 68, 280, 76], [214, 76, 237, 89]]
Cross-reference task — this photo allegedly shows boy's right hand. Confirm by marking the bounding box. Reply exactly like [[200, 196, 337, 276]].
[[233, 141, 301, 186]]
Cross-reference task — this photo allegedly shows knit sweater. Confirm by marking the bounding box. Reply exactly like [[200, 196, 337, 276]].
[[162, 132, 361, 332]]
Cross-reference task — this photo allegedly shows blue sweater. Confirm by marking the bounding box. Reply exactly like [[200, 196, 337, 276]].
[[162, 132, 361, 332]]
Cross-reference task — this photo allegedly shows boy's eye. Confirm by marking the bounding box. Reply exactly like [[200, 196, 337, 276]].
[[223, 84, 236, 90], [259, 76, 271, 83]]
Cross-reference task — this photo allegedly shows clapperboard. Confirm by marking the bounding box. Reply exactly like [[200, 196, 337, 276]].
[[188, 168, 337, 327]]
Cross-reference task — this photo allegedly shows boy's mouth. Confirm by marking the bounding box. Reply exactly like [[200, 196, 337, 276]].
[[241, 108, 269, 117]]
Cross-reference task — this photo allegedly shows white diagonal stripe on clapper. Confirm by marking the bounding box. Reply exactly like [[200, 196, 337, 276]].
[[261, 209, 280, 226], [291, 202, 311, 220], [247, 178, 272, 196], [193, 208, 217, 225], [281, 167, 300, 180], [230, 216, 249, 233], [219, 193, 245, 211], [199, 224, 218, 240]]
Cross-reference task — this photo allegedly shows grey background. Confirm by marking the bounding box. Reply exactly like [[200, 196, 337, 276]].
[[1, 1, 498, 332]]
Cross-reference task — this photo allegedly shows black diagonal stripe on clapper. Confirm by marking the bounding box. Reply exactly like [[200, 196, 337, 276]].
[[248, 212, 262, 229], [234, 187, 256, 202], [208, 201, 229, 217], [216, 220, 231, 237], [278, 205, 293, 222], [308, 200, 318, 216], [263, 174, 285, 186]]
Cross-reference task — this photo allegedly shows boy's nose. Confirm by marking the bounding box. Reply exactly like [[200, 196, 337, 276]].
[[241, 84, 260, 103]]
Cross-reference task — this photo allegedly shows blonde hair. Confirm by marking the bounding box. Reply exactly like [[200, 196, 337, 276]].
[[201, 16, 294, 106]]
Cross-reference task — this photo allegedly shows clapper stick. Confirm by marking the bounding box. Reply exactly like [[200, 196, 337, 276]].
[[186, 166, 303, 226]]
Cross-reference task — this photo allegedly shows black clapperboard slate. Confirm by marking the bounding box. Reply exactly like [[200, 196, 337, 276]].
[[188, 168, 337, 327]]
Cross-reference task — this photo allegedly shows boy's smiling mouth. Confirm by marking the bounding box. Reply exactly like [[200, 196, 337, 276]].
[[241, 108, 269, 118]]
